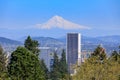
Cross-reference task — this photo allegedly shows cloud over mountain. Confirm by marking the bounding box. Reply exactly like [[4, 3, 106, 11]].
[[35, 15, 90, 30]]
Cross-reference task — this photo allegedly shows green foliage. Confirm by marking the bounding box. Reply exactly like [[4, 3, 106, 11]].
[[50, 52, 61, 80], [59, 49, 68, 79], [73, 57, 120, 80], [72, 46, 120, 80], [8, 47, 45, 80], [0, 45, 7, 72], [91, 45, 106, 61], [41, 59, 49, 80], [0, 45, 9, 80], [111, 50, 120, 61], [50, 50, 69, 80], [24, 36, 40, 56]]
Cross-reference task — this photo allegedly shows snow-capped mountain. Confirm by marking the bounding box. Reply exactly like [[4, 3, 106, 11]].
[[36, 15, 90, 29]]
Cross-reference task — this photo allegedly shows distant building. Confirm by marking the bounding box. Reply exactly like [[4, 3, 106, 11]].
[[39, 47, 55, 71], [66, 33, 81, 74], [39, 47, 62, 71]]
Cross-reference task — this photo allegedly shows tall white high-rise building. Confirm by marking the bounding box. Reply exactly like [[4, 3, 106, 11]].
[[66, 33, 81, 74]]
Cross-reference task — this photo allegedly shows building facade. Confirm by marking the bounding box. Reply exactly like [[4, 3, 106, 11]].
[[66, 33, 81, 74], [39, 47, 54, 71]]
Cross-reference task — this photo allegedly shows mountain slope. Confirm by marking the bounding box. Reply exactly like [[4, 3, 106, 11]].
[[0, 37, 22, 52], [19, 35, 119, 56], [96, 35, 120, 43], [0, 37, 22, 45], [1, 35, 120, 55], [33, 37, 65, 48]]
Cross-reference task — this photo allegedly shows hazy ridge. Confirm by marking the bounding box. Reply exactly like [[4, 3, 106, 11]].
[[0, 35, 120, 55]]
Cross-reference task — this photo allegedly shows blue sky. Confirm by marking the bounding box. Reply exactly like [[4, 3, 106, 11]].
[[0, 0, 120, 40]]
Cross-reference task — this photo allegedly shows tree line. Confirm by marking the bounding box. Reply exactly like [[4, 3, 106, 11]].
[[0, 36, 120, 80], [72, 45, 120, 80], [0, 36, 68, 80]]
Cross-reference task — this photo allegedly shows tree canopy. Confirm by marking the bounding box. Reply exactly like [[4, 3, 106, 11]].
[[40, 59, 49, 80], [24, 36, 40, 56], [91, 45, 106, 61], [0, 45, 8, 80], [8, 47, 45, 80], [50, 50, 69, 80], [111, 50, 120, 61], [50, 52, 60, 80], [72, 45, 120, 80], [59, 49, 68, 79]]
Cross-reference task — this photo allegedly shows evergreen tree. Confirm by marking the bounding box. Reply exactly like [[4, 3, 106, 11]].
[[24, 36, 40, 56], [41, 59, 49, 80], [91, 45, 106, 61], [110, 46, 120, 63], [111, 50, 119, 61], [59, 49, 68, 79], [0, 45, 6, 72], [8, 47, 45, 80], [0, 45, 8, 79], [50, 52, 60, 80]]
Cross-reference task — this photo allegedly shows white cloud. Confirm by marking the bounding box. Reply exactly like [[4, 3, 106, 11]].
[[35, 15, 90, 30]]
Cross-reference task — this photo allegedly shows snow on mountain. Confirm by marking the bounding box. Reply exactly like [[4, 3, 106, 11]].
[[36, 15, 90, 29]]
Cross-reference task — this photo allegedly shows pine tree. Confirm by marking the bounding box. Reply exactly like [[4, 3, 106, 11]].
[[8, 47, 45, 80], [50, 52, 60, 80], [91, 45, 106, 61], [59, 49, 68, 79], [24, 36, 40, 56], [110, 46, 120, 63], [111, 50, 118, 61], [40, 59, 49, 80]]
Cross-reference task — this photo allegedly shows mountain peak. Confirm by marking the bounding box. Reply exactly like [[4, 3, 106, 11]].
[[36, 15, 90, 30], [52, 15, 63, 19], [49, 15, 64, 23]]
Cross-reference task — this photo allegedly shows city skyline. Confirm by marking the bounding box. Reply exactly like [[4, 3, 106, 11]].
[[0, 0, 120, 39]]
